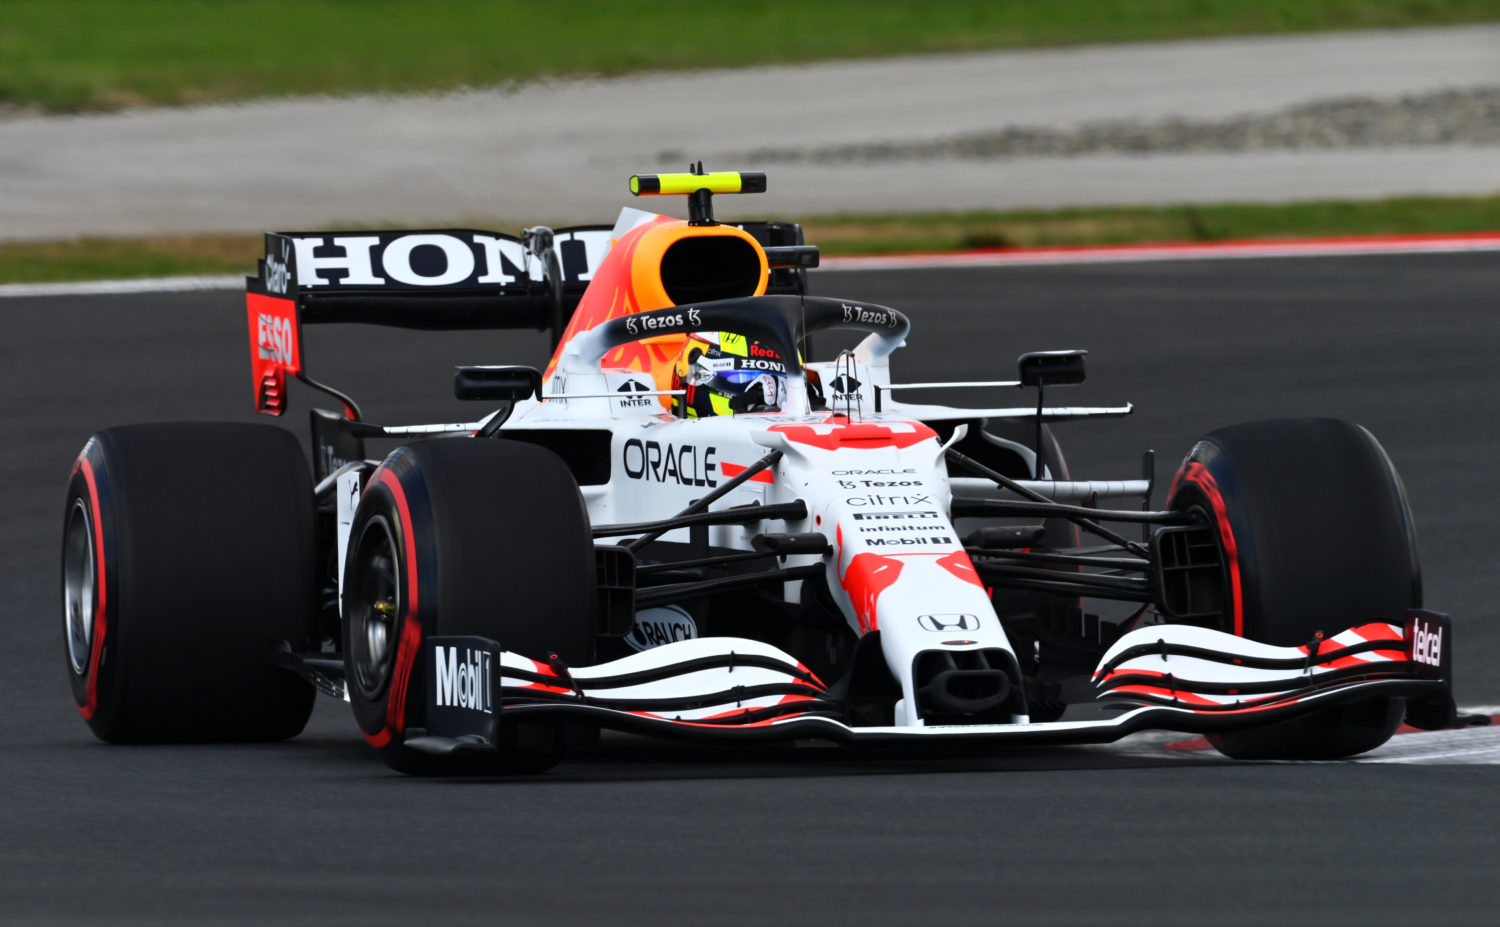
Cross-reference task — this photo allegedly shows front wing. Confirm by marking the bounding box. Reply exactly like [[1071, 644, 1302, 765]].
[[405, 611, 1456, 756]]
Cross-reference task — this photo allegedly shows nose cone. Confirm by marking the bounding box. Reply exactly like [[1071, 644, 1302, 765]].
[[913, 649, 1025, 722]]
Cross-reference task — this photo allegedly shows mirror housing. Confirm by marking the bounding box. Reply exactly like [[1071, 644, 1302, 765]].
[[1018, 350, 1087, 387], [454, 365, 542, 402]]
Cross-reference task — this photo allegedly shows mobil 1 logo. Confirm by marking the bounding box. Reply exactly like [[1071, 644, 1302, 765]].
[[425, 636, 500, 740]]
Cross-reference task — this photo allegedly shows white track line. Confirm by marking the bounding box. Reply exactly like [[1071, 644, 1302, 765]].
[[0, 274, 242, 298]]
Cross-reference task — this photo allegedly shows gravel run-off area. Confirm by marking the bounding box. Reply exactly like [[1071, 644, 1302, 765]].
[[735, 87, 1500, 162]]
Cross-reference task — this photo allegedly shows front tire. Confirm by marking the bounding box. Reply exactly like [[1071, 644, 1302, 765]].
[[63, 423, 318, 743], [1166, 418, 1418, 759], [342, 438, 596, 775]]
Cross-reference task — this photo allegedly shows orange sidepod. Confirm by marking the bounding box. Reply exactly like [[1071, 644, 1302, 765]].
[[543, 218, 770, 401]]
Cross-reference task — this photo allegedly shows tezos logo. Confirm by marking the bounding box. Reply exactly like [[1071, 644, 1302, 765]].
[[842, 478, 923, 488], [840, 303, 897, 328], [627, 605, 699, 652], [257, 313, 295, 365], [624, 306, 701, 335], [433, 645, 493, 713], [918, 614, 980, 632], [264, 240, 291, 294]]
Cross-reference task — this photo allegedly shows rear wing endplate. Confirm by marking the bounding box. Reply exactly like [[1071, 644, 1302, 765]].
[[245, 225, 611, 417]]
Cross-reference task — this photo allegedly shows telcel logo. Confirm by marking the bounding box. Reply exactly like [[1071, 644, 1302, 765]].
[[1412, 622, 1443, 667]]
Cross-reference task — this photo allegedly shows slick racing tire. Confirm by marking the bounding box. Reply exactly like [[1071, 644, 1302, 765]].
[[1166, 418, 1419, 760], [343, 438, 596, 776], [63, 423, 318, 743]]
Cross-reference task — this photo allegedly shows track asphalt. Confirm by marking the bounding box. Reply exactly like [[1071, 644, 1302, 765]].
[[4, 253, 1498, 924], [2, 24, 1498, 239]]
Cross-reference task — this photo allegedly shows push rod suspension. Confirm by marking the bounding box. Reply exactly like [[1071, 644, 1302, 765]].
[[947, 449, 1155, 555], [593, 501, 806, 541], [615, 449, 783, 551], [635, 563, 825, 608], [951, 498, 1195, 525]]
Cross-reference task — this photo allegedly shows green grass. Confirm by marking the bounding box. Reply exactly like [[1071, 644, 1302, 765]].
[[2, 0, 1496, 112], [5, 195, 1498, 284], [802, 196, 1500, 254], [0, 234, 264, 284]]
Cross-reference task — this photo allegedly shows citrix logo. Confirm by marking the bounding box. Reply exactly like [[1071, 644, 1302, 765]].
[[846, 493, 932, 507]]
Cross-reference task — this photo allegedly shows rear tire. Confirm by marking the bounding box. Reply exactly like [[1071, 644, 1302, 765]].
[[342, 438, 596, 775], [63, 423, 318, 743], [1166, 418, 1418, 760]]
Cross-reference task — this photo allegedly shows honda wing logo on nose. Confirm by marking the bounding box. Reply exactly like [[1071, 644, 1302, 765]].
[[918, 614, 981, 632]]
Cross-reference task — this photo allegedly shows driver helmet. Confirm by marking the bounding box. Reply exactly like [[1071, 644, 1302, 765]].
[[671, 331, 788, 418]]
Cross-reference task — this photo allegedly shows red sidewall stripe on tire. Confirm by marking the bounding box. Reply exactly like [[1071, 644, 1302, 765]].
[[73, 454, 108, 721], [363, 468, 422, 748], [1178, 462, 1245, 638]]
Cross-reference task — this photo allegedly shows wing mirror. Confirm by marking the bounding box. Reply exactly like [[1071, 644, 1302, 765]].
[[454, 365, 542, 402], [1018, 350, 1087, 387]]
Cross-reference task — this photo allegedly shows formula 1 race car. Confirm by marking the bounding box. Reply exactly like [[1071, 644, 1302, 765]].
[[62, 169, 1463, 774]]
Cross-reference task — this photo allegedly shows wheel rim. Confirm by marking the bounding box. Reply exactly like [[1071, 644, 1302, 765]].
[[63, 498, 96, 676], [349, 515, 401, 701]]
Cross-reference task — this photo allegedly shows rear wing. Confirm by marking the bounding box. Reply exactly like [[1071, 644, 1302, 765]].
[[245, 219, 811, 420], [245, 225, 612, 417]]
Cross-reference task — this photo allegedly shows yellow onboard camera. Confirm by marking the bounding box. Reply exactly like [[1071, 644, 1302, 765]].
[[629, 165, 767, 225]]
